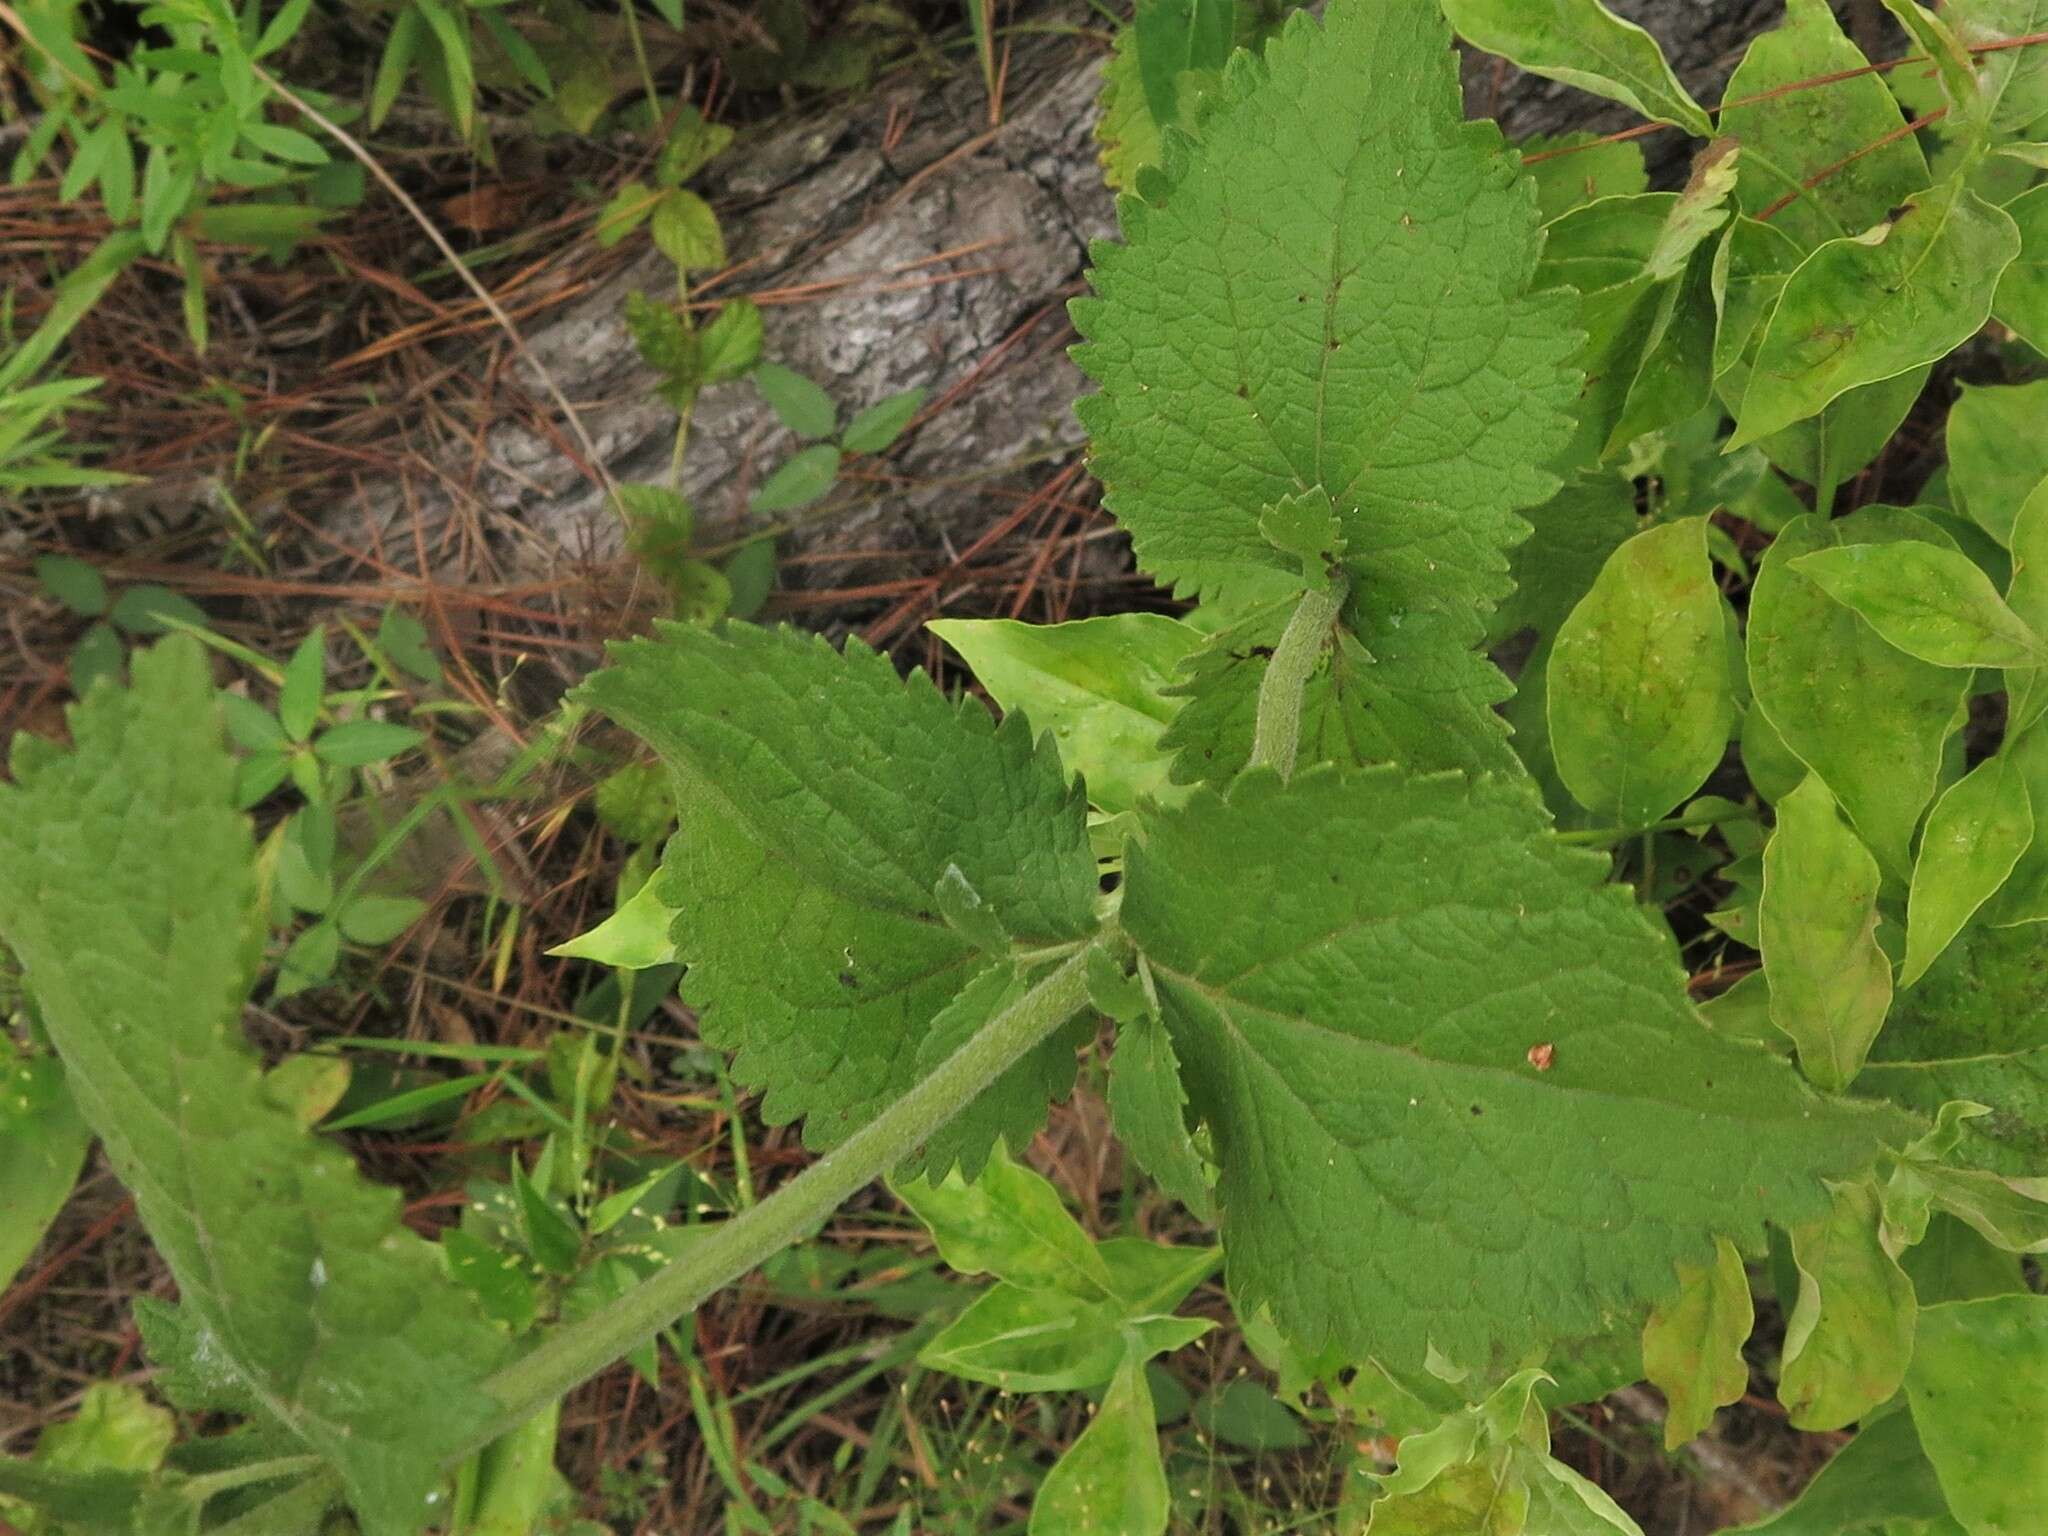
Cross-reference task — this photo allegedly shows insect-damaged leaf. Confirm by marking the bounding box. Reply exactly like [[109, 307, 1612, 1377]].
[[0, 639, 513, 1536], [1779, 1179, 1917, 1430], [574, 622, 1100, 1181], [1119, 766, 1911, 1373]]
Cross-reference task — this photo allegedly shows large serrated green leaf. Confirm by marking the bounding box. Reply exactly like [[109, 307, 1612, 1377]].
[[0, 638, 512, 1536], [1073, 0, 1578, 680], [1118, 766, 1913, 1374], [573, 622, 1099, 1177]]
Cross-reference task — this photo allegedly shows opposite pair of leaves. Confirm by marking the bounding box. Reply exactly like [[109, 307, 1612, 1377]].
[[896, 1151, 1208, 1536], [1075, 0, 1578, 774], [0, 639, 513, 1536], [898, 1149, 1215, 1392], [574, 621, 1914, 1380]]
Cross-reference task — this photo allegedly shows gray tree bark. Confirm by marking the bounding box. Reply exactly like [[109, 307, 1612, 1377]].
[[364, 0, 1795, 606]]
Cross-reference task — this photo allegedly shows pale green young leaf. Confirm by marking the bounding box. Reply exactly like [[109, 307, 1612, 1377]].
[[699, 298, 763, 382], [0, 638, 512, 1536], [1518, 134, 1647, 224], [1028, 1348, 1170, 1536], [1890, 1152, 2048, 1257], [920, 1281, 1210, 1392], [894, 1149, 1113, 1300], [1639, 1237, 1752, 1450], [1073, 0, 1579, 645], [549, 874, 677, 970], [1366, 1369, 1645, 1535], [573, 623, 1098, 1177], [1747, 511, 1969, 879], [1606, 241, 1718, 453], [593, 181, 659, 249], [1729, 1409, 1961, 1535], [1547, 516, 1735, 830], [1729, 180, 2019, 449], [929, 614, 1200, 815], [1903, 754, 2034, 986], [1792, 540, 2046, 669], [1779, 1179, 1916, 1431], [1120, 767, 1911, 1372], [1440, 0, 1711, 136], [649, 189, 724, 272], [1947, 379, 2048, 547], [1760, 775, 1893, 1093], [1993, 183, 2048, 356], [1860, 925, 2048, 1177], [1716, 0, 1930, 253], [1905, 1295, 2048, 1533]]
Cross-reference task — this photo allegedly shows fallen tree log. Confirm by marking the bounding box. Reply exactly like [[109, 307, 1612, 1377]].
[[357, 0, 1787, 612]]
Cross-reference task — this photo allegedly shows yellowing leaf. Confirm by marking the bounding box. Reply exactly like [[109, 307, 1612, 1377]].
[[1779, 1180, 1917, 1431], [1905, 1295, 2048, 1533], [1793, 539, 2046, 670], [929, 615, 1200, 815], [1904, 754, 2034, 987], [1441, 0, 1711, 135], [1548, 516, 1735, 831], [1761, 775, 1893, 1092], [1640, 1237, 1753, 1450], [1028, 1350, 1171, 1536], [1730, 180, 2019, 450], [1747, 511, 1971, 880]]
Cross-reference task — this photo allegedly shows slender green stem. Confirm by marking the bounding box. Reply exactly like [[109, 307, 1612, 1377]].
[[1249, 579, 1348, 781], [1558, 805, 1759, 848], [465, 942, 1102, 1452]]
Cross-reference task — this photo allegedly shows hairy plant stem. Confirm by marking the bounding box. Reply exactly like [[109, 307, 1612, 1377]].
[[464, 941, 1104, 1451], [1249, 579, 1348, 781]]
